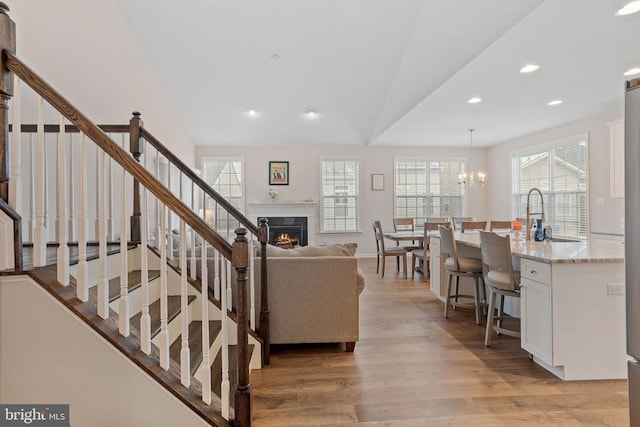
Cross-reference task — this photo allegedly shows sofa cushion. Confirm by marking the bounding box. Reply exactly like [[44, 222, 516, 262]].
[[265, 243, 358, 257]]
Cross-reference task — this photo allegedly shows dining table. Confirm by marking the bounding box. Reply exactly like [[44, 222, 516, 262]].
[[383, 231, 430, 275]]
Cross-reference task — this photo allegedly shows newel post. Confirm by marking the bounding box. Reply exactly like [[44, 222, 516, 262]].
[[258, 217, 270, 365], [129, 111, 144, 242], [0, 3, 15, 203], [233, 228, 252, 427]]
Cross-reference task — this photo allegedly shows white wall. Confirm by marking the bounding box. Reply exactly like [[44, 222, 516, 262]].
[[487, 108, 624, 236], [0, 275, 209, 427], [197, 145, 489, 256], [9, 0, 196, 166]]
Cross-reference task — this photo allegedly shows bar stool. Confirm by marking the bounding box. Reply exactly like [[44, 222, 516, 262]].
[[438, 225, 485, 325], [479, 231, 522, 346]]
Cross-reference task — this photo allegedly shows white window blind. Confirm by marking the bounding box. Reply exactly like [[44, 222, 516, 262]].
[[202, 156, 244, 231], [395, 159, 464, 227], [321, 159, 359, 232], [512, 135, 588, 239]]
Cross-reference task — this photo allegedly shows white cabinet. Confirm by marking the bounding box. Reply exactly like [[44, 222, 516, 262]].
[[521, 259, 553, 364], [520, 259, 553, 365]]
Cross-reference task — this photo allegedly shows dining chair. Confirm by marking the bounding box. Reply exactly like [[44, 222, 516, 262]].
[[438, 225, 485, 325], [393, 217, 420, 271], [461, 221, 487, 232], [451, 216, 473, 231], [489, 220, 513, 231], [411, 222, 444, 280], [479, 231, 522, 346], [372, 220, 407, 278], [426, 217, 450, 224]]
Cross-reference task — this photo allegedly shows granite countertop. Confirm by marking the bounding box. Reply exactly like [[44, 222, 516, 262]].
[[440, 232, 625, 264]]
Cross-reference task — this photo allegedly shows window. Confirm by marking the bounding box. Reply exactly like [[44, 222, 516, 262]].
[[512, 135, 587, 239], [321, 159, 359, 232], [395, 159, 465, 227], [202, 156, 244, 232]]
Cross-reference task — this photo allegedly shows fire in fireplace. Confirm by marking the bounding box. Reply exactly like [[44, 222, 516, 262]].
[[260, 216, 308, 248]]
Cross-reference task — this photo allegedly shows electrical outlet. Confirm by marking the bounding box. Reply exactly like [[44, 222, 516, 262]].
[[596, 197, 605, 207], [607, 283, 624, 296]]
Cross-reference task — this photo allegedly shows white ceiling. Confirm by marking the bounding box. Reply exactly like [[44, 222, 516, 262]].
[[18, 1, 640, 148]]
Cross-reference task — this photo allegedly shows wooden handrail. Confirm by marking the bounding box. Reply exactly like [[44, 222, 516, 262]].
[[3, 50, 232, 260], [140, 127, 260, 237]]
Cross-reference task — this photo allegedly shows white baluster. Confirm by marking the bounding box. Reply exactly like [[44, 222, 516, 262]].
[[56, 114, 69, 285], [180, 219, 191, 386], [214, 245, 220, 300], [226, 256, 232, 307], [155, 151, 161, 249], [166, 165, 173, 260], [119, 163, 129, 337], [201, 237, 211, 404], [107, 147, 115, 241], [95, 146, 100, 240], [190, 182, 196, 280], [67, 135, 75, 242], [249, 236, 256, 329], [33, 96, 46, 266], [220, 257, 230, 419], [29, 133, 35, 242], [158, 202, 170, 370], [140, 188, 151, 354], [97, 149, 109, 319], [9, 75, 21, 214], [76, 134, 89, 302]]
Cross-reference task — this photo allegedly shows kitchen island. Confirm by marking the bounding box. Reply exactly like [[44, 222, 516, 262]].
[[429, 232, 627, 381]]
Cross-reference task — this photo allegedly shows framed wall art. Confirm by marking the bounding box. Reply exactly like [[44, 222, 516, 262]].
[[269, 161, 289, 185], [371, 173, 384, 191]]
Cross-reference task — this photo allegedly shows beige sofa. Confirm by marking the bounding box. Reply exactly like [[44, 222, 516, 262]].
[[253, 243, 365, 351], [192, 243, 365, 351]]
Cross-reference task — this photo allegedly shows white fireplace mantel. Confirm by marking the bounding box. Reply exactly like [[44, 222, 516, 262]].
[[246, 201, 318, 246]]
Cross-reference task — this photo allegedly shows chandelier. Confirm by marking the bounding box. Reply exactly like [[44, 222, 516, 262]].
[[458, 129, 486, 187]]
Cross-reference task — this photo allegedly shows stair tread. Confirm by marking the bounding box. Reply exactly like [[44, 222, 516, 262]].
[[108, 270, 160, 302], [210, 344, 255, 406], [169, 320, 223, 376], [130, 295, 195, 338]]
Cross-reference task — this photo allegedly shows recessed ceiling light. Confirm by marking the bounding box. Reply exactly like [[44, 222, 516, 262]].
[[468, 97, 482, 104], [624, 67, 640, 76], [616, 0, 640, 15], [247, 109, 259, 117], [520, 64, 540, 73], [305, 109, 318, 118], [547, 100, 563, 106], [270, 54, 280, 62]]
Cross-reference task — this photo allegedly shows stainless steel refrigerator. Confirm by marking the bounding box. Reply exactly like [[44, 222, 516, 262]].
[[625, 77, 640, 426]]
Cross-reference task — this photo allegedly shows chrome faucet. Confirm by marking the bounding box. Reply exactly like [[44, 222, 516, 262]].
[[526, 187, 545, 241]]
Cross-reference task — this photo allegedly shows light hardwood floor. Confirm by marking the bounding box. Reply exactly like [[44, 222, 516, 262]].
[[251, 257, 629, 426]]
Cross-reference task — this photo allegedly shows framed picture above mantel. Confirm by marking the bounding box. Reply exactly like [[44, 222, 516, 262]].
[[269, 161, 289, 185]]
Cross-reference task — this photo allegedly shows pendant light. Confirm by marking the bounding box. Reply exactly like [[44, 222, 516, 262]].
[[458, 129, 486, 187]]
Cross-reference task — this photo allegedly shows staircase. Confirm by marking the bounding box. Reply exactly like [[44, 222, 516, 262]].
[[0, 5, 268, 426]]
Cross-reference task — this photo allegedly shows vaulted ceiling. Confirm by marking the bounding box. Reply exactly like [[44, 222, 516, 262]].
[[11, 1, 640, 148]]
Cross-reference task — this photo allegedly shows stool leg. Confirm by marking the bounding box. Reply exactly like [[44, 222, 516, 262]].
[[474, 276, 481, 325], [411, 255, 416, 278], [497, 294, 505, 334], [484, 289, 496, 346], [453, 276, 460, 310], [444, 273, 453, 318]]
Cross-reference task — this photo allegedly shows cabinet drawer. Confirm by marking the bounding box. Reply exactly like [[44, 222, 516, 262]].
[[521, 258, 551, 285]]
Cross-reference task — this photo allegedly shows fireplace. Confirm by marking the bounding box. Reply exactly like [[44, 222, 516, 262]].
[[261, 216, 308, 248]]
